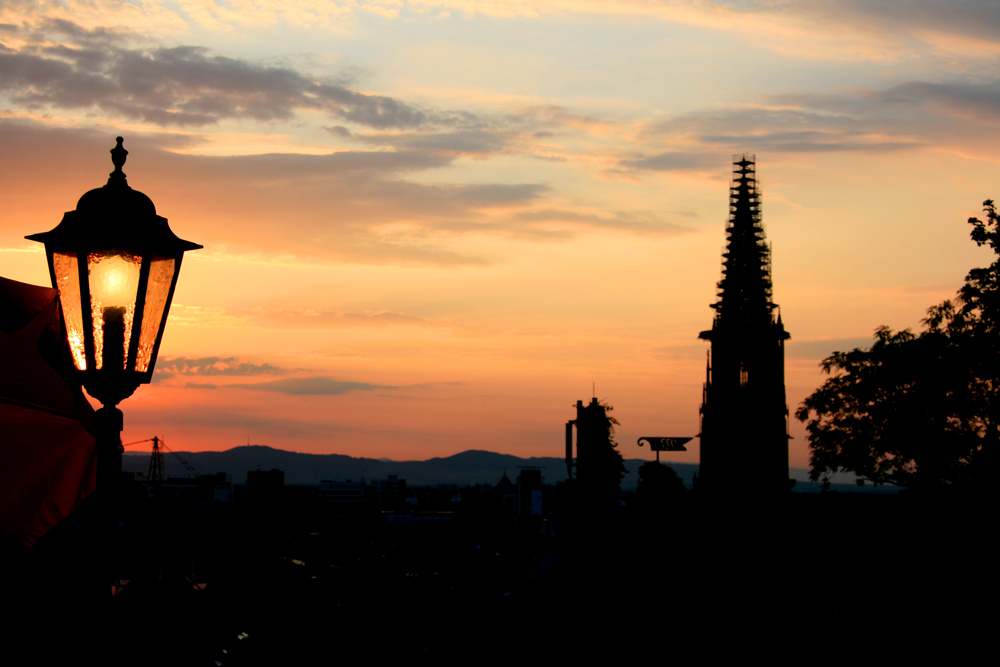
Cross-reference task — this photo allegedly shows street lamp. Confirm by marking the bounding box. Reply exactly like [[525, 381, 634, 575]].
[[26, 137, 201, 487]]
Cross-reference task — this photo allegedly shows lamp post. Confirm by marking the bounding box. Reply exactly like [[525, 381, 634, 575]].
[[26, 137, 201, 490]]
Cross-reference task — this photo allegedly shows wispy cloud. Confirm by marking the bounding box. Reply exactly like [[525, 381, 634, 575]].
[[157, 356, 287, 377], [353, 128, 511, 157], [784, 0, 1000, 44], [768, 80, 1000, 153], [189, 376, 392, 395], [0, 119, 526, 266], [618, 151, 717, 172], [624, 80, 1000, 165], [250, 308, 430, 328]]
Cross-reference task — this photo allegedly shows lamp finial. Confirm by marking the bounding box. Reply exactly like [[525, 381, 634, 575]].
[[109, 137, 128, 186]]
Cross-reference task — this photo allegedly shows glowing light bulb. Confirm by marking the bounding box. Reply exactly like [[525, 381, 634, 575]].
[[88, 250, 141, 369], [90, 252, 140, 308]]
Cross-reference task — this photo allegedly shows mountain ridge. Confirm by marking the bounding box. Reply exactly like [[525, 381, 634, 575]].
[[123, 445, 690, 489], [123, 445, 884, 492]]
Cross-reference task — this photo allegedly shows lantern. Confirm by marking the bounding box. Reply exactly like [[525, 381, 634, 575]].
[[26, 137, 201, 409]]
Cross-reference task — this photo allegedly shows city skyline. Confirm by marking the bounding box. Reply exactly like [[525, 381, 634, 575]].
[[2, 1, 999, 467]]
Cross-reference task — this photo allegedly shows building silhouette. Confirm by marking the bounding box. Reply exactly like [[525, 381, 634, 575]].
[[698, 155, 790, 493], [565, 397, 626, 508], [516, 467, 543, 519]]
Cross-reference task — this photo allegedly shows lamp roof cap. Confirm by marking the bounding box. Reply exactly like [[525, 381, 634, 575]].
[[26, 137, 202, 253]]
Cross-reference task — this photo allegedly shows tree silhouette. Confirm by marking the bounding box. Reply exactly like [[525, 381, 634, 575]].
[[797, 200, 999, 490], [635, 461, 686, 509], [575, 399, 627, 509]]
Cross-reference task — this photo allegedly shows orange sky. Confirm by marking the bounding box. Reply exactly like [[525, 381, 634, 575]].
[[2, 2, 1000, 470]]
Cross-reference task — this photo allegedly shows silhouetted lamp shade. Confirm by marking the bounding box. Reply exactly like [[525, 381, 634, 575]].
[[26, 138, 200, 405]]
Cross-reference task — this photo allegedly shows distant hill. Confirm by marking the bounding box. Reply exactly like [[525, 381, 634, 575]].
[[123, 445, 695, 490], [123, 445, 893, 493]]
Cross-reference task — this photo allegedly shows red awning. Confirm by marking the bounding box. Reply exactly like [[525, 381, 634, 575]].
[[0, 276, 97, 551]]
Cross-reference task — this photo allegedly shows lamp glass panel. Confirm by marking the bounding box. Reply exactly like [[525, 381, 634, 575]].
[[136, 256, 176, 373], [87, 250, 142, 370], [52, 251, 87, 371]]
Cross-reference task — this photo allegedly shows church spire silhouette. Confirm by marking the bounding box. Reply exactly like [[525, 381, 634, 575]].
[[698, 155, 790, 493]]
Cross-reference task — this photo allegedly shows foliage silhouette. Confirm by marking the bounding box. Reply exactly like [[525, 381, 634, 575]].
[[635, 461, 686, 509], [797, 200, 999, 490], [575, 399, 627, 509]]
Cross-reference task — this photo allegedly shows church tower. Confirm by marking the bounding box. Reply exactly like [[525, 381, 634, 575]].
[[698, 155, 790, 493]]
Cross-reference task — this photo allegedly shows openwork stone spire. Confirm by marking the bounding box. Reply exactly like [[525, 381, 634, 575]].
[[712, 156, 775, 327], [698, 155, 790, 494]]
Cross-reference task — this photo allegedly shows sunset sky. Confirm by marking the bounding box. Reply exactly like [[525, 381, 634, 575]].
[[2, 1, 999, 469]]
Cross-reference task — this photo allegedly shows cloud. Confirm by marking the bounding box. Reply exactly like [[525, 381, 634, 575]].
[[869, 80, 1000, 121], [157, 356, 288, 377], [638, 106, 914, 154], [250, 308, 430, 328], [784, 0, 1000, 44], [508, 208, 693, 236], [700, 130, 917, 153], [627, 79, 1000, 165], [0, 119, 537, 266], [325, 125, 352, 138], [9, 2, 1000, 60], [618, 151, 717, 172], [771, 80, 1000, 120], [0, 19, 483, 130], [356, 128, 510, 157], [234, 376, 391, 395], [182, 375, 465, 396], [2, 116, 692, 267], [183, 375, 459, 396], [765, 79, 1000, 153], [392, 205, 694, 239]]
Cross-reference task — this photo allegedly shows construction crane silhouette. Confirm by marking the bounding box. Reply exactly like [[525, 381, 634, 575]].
[[123, 436, 200, 484]]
